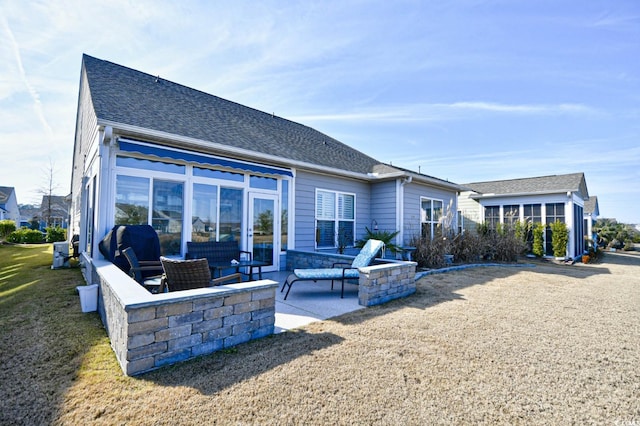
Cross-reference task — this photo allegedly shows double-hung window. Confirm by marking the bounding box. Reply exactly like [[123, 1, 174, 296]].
[[316, 190, 355, 248], [503, 204, 520, 227], [484, 205, 500, 231], [421, 198, 443, 239]]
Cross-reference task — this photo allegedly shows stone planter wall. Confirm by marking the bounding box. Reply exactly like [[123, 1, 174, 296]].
[[92, 260, 277, 376], [358, 262, 417, 306]]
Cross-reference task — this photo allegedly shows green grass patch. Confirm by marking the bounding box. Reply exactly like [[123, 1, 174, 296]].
[[0, 243, 115, 425]]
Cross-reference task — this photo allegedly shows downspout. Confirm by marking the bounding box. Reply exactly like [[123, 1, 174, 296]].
[[567, 191, 574, 259], [398, 176, 412, 246]]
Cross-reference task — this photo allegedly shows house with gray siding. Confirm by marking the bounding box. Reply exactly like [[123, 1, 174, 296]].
[[458, 173, 591, 259], [69, 55, 461, 279]]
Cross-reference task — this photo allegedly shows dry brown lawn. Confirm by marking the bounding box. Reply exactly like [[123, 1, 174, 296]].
[[2, 245, 639, 425]]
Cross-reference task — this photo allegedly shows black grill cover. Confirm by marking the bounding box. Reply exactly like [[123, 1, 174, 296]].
[[99, 225, 161, 273]]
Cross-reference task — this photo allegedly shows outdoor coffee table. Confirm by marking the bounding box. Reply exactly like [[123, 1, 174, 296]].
[[208, 260, 268, 281]]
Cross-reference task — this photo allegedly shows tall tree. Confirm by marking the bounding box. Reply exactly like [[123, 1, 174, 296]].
[[39, 159, 59, 228]]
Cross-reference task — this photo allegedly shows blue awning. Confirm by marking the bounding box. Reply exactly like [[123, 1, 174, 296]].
[[118, 140, 293, 177]]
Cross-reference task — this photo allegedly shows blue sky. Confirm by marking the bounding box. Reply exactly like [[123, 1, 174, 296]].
[[1, 0, 639, 223]]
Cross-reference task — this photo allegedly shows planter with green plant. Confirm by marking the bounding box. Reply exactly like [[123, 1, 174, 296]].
[[355, 227, 401, 257]]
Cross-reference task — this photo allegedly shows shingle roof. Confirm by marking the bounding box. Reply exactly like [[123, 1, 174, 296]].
[[463, 173, 589, 199], [0, 186, 14, 206], [82, 54, 381, 175], [584, 196, 599, 215]]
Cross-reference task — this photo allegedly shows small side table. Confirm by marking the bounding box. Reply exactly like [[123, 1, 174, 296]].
[[400, 246, 416, 261], [143, 277, 164, 293]]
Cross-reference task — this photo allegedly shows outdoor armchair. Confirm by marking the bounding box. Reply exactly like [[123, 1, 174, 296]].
[[122, 247, 165, 292], [281, 239, 384, 299], [160, 257, 242, 292]]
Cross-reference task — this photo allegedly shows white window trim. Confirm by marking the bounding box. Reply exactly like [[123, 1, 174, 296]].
[[420, 197, 444, 239], [315, 188, 356, 249]]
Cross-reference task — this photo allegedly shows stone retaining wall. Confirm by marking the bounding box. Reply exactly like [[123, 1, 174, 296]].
[[92, 260, 278, 376], [358, 262, 417, 306], [286, 250, 416, 307]]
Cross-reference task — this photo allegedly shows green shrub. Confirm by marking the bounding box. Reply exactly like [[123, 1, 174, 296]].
[[0, 220, 17, 239], [550, 220, 569, 258], [532, 223, 545, 257], [7, 228, 45, 244], [45, 226, 66, 243]]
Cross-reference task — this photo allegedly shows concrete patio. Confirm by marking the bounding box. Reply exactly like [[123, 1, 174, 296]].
[[262, 270, 364, 333]]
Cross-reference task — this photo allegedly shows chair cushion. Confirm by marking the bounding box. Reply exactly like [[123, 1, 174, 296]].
[[351, 239, 384, 268], [293, 268, 359, 280]]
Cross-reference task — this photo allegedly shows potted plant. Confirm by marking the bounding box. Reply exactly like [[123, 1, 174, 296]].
[[355, 227, 401, 257], [550, 220, 569, 259]]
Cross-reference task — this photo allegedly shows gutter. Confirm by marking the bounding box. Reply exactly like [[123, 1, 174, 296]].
[[99, 119, 462, 192], [469, 190, 583, 200], [98, 119, 375, 181]]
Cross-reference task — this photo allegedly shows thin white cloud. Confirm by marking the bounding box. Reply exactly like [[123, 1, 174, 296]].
[[447, 101, 598, 115], [0, 15, 52, 138], [289, 101, 599, 124]]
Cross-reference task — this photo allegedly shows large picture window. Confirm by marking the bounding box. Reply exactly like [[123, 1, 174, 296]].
[[219, 188, 243, 242], [116, 173, 185, 255], [421, 198, 443, 239], [316, 190, 355, 249], [191, 183, 218, 242], [115, 175, 150, 225], [152, 180, 184, 255]]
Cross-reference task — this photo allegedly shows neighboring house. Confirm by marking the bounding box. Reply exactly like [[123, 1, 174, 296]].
[[0, 186, 20, 225], [39, 195, 70, 229], [458, 173, 590, 259], [69, 54, 461, 277], [583, 196, 599, 248], [18, 204, 40, 228]]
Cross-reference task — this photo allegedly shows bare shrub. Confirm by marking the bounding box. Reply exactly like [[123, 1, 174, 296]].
[[412, 225, 526, 269]]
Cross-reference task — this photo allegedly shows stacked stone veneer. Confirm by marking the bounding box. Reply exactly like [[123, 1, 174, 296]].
[[92, 260, 277, 376], [357, 262, 417, 306], [286, 250, 416, 307]]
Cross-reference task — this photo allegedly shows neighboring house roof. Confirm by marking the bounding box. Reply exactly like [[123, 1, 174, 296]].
[[463, 172, 589, 200], [0, 186, 15, 207], [371, 163, 461, 190], [82, 54, 382, 176], [584, 196, 599, 216], [40, 195, 70, 219]]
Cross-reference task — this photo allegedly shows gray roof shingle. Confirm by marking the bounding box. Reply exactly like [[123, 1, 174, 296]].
[[82, 54, 381, 175], [584, 196, 599, 215], [0, 186, 14, 206], [463, 173, 589, 199]]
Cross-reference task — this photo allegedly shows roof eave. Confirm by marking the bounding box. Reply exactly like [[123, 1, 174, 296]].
[[99, 119, 373, 181], [368, 171, 462, 191], [469, 189, 581, 200]]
